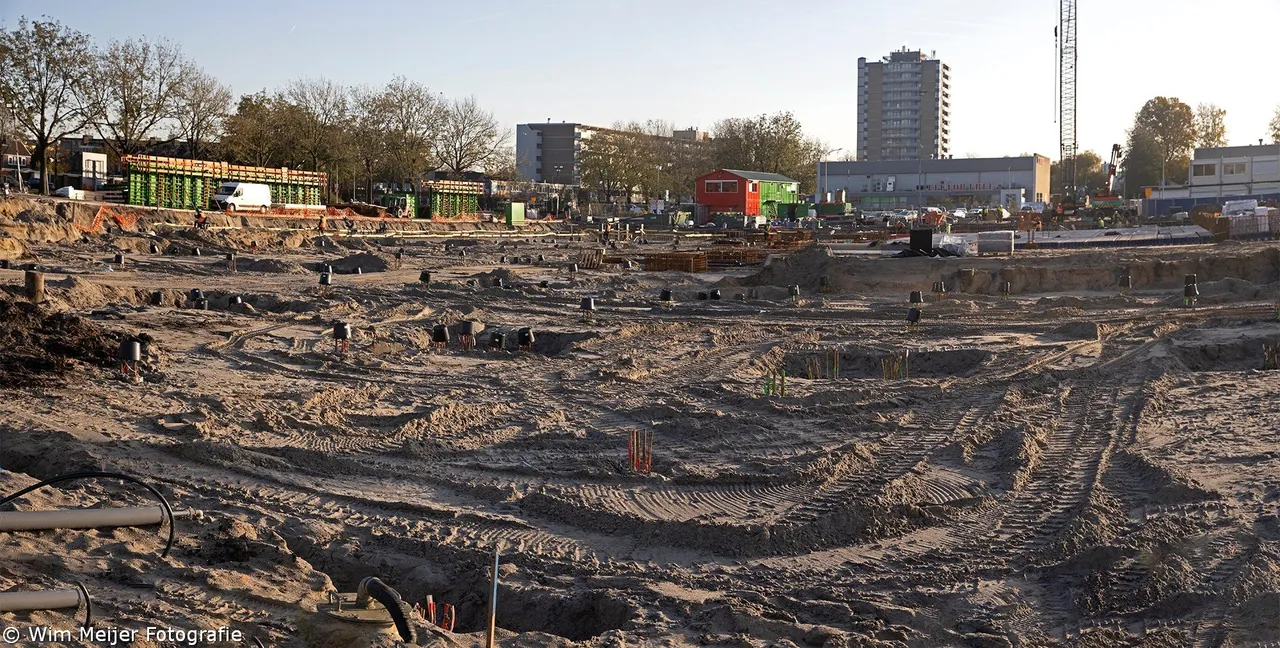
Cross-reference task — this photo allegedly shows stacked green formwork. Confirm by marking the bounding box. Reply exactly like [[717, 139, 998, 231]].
[[424, 180, 485, 220], [122, 155, 327, 210]]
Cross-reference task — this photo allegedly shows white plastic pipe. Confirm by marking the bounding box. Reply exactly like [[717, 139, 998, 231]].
[[0, 588, 82, 612], [0, 507, 199, 531]]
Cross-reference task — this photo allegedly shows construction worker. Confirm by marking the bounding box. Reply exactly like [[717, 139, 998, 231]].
[[194, 208, 207, 229]]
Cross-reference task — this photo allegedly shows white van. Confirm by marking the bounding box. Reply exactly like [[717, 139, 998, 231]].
[[212, 182, 272, 212]]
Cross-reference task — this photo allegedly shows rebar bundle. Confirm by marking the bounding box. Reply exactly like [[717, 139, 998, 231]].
[[805, 350, 841, 379], [628, 430, 653, 474], [881, 350, 910, 381], [763, 368, 787, 397]]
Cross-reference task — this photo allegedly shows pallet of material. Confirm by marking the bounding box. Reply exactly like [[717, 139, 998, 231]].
[[642, 252, 708, 273], [705, 246, 764, 266]]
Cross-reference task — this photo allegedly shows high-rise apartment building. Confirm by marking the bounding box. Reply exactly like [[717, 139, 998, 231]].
[[857, 48, 951, 162]]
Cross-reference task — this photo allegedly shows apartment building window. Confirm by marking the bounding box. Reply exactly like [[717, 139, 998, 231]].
[[1192, 164, 1217, 177], [1223, 162, 1247, 175]]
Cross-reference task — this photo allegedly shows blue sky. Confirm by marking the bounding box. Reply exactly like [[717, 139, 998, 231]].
[[13, 0, 1280, 160]]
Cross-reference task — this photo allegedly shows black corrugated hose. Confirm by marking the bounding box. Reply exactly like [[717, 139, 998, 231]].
[[359, 577, 417, 643]]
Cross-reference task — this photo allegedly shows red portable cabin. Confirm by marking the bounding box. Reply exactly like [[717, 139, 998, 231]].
[[695, 169, 795, 217]]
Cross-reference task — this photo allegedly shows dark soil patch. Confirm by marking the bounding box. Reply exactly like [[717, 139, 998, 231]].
[[0, 300, 120, 387]]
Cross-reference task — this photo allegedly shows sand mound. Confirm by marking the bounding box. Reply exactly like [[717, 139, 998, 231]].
[[474, 268, 519, 286], [0, 299, 120, 386], [1194, 276, 1280, 304], [750, 246, 836, 291], [239, 258, 309, 274], [0, 236, 26, 259], [327, 252, 393, 274]]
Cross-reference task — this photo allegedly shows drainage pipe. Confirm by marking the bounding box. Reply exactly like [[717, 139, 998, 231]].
[[0, 472, 176, 558], [0, 582, 91, 629], [0, 506, 200, 532]]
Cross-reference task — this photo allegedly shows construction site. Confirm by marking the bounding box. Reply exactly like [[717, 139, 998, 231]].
[[3, 0, 1280, 646], [0, 187, 1279, 648]]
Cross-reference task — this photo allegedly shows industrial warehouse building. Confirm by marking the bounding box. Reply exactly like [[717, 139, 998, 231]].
[[816, 155, 1051, 211], [694, 169, 800, 217]]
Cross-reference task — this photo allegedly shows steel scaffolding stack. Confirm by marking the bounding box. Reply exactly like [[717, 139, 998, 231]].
[[122, 155, 327, 210], [423, 180, 484, 220]]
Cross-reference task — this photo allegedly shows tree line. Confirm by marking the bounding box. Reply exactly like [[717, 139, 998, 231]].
[[0, 17, 507, 197], [1057, 98, 1280, 200], [579, 112, 826, 201]]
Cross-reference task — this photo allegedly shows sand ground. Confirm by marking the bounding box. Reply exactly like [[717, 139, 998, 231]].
[[1, 198, 1279, 647]]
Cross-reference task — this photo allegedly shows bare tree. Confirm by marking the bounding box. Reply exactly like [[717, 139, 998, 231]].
[[173, 64, 231, 159], [285, 77, 348, 176], [85, 37, 188, 157], [378, 76, 443, 182], [347, 84, 390, 202], [1269, 106, 1280, 144], [482, 145, 521, 180], [435, 95, 504, 175], [0, 17, 94, 194], [1194, 102, 1227, 149]]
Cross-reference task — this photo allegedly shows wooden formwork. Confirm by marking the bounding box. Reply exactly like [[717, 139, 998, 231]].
[[574, 249, 605, 269], [642, 252, 708, 273]]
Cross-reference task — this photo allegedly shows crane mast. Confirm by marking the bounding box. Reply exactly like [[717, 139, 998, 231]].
[[1059, 0, 1079, 212]]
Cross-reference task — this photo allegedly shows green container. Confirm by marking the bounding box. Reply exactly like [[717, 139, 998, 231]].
[[505, 202, 526, 226]]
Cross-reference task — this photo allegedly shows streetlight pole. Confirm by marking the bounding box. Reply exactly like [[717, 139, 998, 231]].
[[818, 147, 843, 203]]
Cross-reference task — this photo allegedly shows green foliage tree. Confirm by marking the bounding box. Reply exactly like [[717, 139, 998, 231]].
[[1121, 97, 1195, 197], [711, 112, 822, 194], [1121, 129, 1163, 198], [1194, 103, 1227, 149], [1051, 150, 1110, 196], [221, 91, 303, 169], [0, 17, 95, 194]]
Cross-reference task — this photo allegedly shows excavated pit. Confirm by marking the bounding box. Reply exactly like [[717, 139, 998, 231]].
[[1171, 323, 1280, 372], [783, 345, 993, 379], [289, 536, 633, 641]]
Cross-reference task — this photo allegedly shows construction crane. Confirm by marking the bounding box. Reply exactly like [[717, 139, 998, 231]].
[[1056, 0, 1079, 219]]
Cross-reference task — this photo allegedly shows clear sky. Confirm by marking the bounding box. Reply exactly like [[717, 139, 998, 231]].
[[12, 0, 1280, 161]]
